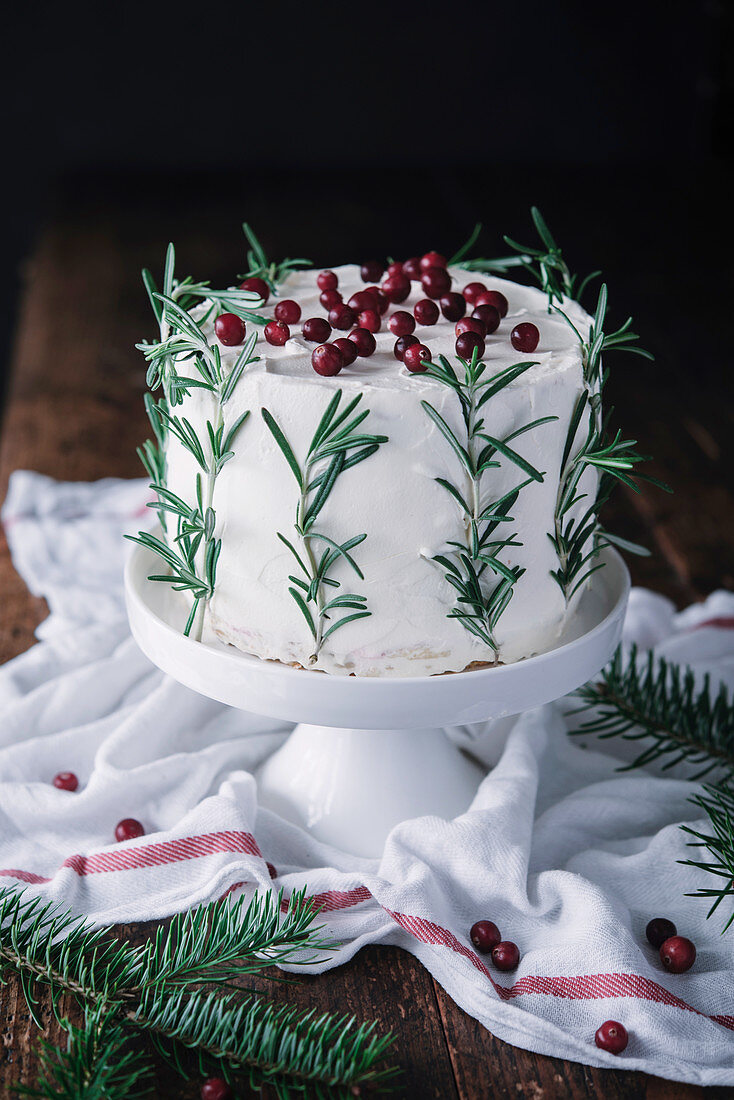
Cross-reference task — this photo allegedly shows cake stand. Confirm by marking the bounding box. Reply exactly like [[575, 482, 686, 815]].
[[125, 545, 629, 857]]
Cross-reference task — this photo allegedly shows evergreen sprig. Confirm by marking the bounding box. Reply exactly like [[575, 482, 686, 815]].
[[682, 783, 734, 930], [241, 223, 312, 294]]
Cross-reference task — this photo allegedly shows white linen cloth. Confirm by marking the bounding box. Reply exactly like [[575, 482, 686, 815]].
[[1, 469, 733, 1086]]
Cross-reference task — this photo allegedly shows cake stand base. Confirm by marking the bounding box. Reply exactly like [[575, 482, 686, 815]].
[[256, 723, 484, 857]]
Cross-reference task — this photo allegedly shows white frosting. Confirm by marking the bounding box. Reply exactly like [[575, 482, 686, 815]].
[[164, 264, 594, 676]]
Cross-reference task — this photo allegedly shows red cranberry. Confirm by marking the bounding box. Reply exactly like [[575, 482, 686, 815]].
[[361, 260, 385, 283], [115, 818, 145, 842], [311, 343, 344, 376], [317, 270, 338, 291], [388, 311, 415, 337], [201, 1079, 233, 1100], [320, 289, 343, 310], [239, 276, 269, 303], [510, 322, 539, 353], [456, 331, 485, 359], [348, 327, 376, 357], [595, 1020, 628, 1055], [491, 941, 520, 971], [53, 771, 78, 792], [477, 289, 509, 318], [386, 261, 404, 278], [472, 304, 501, 334], [470, 920, 501, 954], [403, 343, 431, 373], [302, 317, 332, 343], [420, 250, 447, 271], [414, 299, 440, 326], [394, 334, 419, 361], [646, 917, 677, 949], [660, 936, 696, 973], [358, 309, 381, 333], [421, 267, 452, 300], [382, 274, 411, 303], [333, 337, 358, 366], [348, 289, 379, 313], [264, 320, 290, 346], [274, 299, 301, 324], [328, 305, 356, 330], [440, 292, 466, 322], [366, 286, 389, 315], [456, 317, 486, 337], [402, 256, 422, 281], [463, 281, 487, 304], [214, 313, 246, 346]]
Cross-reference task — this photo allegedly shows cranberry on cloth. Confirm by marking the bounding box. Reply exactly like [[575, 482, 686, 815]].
[[1, 469, 733, 1086]]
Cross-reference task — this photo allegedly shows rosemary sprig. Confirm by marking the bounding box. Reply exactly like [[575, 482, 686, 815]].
[[422, 350, 557, 652], [241, 222, 312, 294], [262, 392, 387, 664], [555, 282, 654, 388]]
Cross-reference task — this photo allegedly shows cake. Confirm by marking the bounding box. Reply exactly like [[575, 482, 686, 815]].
[[133, 216, 649, 677]]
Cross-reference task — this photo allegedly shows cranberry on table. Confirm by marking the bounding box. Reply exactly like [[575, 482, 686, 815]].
[[476, 289, 509, 317], [462, 281, 487, 304], [348, 289, 379, 313], [402, 256, 422, 281], [317, 270, 338, 291], [470, 920, 501, 954], [274, 299, 301, 324], [386, 261, 404, 278], [348, 327, 377, 357], [660, 935, 696, 973], [264, 320, 290, 347], [214, 313, 246, 346], [115, 818, 145, 842], [440, 292, 466, 322], [420, 250, 447, 271], [645, 916, 677, 949], [320, 289, 343, 310], [595, 1020, 628, 1055], [328, 305, 356, 330], [456, 317, 486, 337], [456, 331, 485, 359], [367, 286, 390, 315], [510, 322, 540, 353], [472, 304, 501, 334], [413, 298, 440, 326], [491, 941, 520, 971], [239, 276, 269, 303], [358, 309, 381, 333], [302, 317, 332, 343], [403, 343, 431, 373], [312, 343, 344, 376], [382, 274, 411, 303], [333, 337, 358, 366], [421, 266, 452, 300], [388, 311, 415, 337], [200, 1078, 234, 1100], [393, 334, 419, 361], [361, 260, 385, 283], [53, 771, 78, 792]]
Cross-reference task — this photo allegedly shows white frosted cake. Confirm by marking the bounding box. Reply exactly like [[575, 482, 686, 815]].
[[134, 228, 619, 678]]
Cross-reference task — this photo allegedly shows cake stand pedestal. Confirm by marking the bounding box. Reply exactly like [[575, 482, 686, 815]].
[[125, 546, 629, 857]]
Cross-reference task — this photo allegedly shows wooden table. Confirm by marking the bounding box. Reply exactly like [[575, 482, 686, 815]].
[[1, 174, 732, 1098]]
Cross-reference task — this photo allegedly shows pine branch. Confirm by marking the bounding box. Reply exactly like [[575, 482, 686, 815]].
[[681, 783, 734, 931]]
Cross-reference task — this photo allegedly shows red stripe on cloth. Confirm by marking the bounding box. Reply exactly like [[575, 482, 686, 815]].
[[0, 868, 51, 884], [309, 886, 373, 912], [691, 617, 734, 631], [60, 830, 262, 876]]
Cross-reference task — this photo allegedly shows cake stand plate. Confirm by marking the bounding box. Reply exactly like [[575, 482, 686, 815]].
[[125, 545, 629, 856]]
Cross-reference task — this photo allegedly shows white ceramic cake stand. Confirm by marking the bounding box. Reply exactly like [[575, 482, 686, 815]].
[[125, 545, 629, 857]]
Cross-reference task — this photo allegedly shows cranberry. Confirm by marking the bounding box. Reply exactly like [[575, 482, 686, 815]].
[[660, 936, 696, 973], [388, 311, 416, 337], [463, 281, 487, 304], [595, 1020, 628, 1055], [420, 250, 447, 271], [320, 289, 343, 310], [302, 317, 332, 343], [317, 270, 338, 291], [421, 267, 452, 300], [333, 337, 358, 366], [53, 771, 78, 792], [394, 334, 419, 361], [274, 299, 301, 324], [477, 289, 509, 318], [645, 917, 677, 949], [328, 305, 357, 330], [402, 256, 422, 281], [491, 941, 520, 971], [200, 1079, 233, 1100], [348, 327, 376, 357], [361, 260, 385, 283], [382, 274, 411, 303], [214, 313, 246, 346], [366, 286, 389, 315], [264, 320, 290, 346], [311, 343, 344, 376], [472, 304, 501, 334], [115, 818, 145, 842], [456, 317, 486, 337], [239, 276, 269, 303], [358, 309, 381, 333], [510, 322, 540, 352], [403, 343, 431, 373], [413, 299, 440, 326], [440, 292, 466, 322], [470, 920, 501, 954], [348, 289, 379, 313], [386, 261, 404, 278], [456, 331, 485, 359]]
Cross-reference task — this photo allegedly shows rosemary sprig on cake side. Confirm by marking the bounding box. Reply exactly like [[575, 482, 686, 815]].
[[422, 349, 557, 653], [240, 222, 312, 294], [262, 392, 387, 664]]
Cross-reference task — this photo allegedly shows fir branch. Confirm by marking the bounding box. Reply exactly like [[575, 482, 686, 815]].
[[681, 783, 734, 931], [241, 223, 312, 295]]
